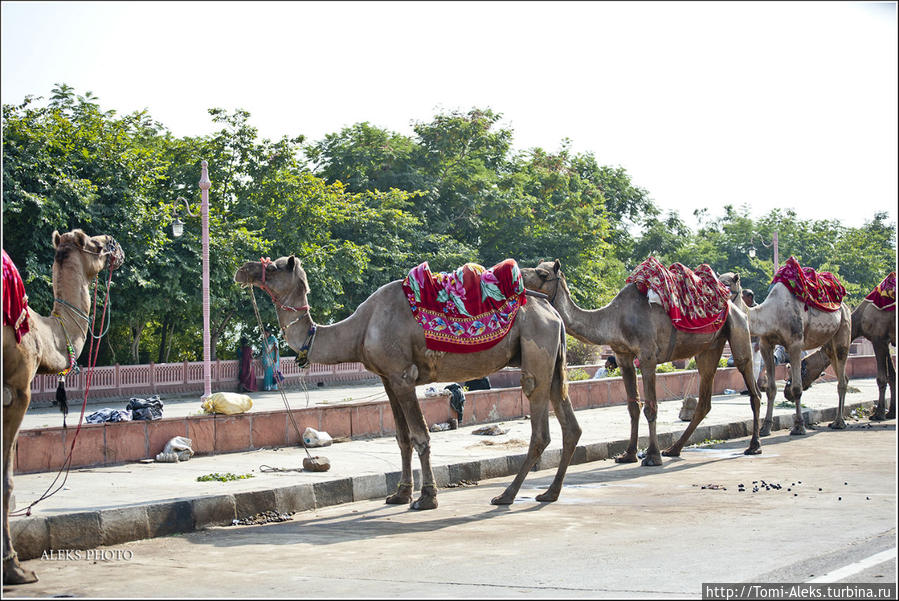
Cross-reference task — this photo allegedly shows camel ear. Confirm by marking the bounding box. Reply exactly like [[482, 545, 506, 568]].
[[286, 255, 301, 272], [553, 259, 561, 274], [53, 230, 61, 248], [733, 273, 740, 284]]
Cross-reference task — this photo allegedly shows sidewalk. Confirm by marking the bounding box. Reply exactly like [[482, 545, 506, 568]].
[[9, 377, 888, 560]]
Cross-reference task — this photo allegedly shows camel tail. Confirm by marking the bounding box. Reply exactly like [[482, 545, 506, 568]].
[[555, 322, 569, 400]]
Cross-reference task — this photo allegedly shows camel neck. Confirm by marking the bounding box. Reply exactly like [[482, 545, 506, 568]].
[[49, 258, 95, 364], [283, 309, 362, 365], [551, 278, 613, 346]]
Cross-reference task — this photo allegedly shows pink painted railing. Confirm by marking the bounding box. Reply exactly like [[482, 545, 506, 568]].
[[30, 358, 377, 402]]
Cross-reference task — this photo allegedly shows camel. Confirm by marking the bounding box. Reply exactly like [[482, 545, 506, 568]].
[[718, 271, 851, 435], [234, 256, 581, 510], [792, 300, 895, 421], [522, 259, 763, 466], [2, 229, 124, 585]]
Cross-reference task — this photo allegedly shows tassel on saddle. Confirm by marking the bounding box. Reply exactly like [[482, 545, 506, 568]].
[[55, 377, 69, 429]]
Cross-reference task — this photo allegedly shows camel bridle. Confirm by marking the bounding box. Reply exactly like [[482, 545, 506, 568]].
[[258, 257, 310, 314]]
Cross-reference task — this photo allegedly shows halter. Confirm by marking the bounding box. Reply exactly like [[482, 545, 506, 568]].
[[542, 274, 562, 304], [258, 257, 310, 313], [80, 237, 124, 270]]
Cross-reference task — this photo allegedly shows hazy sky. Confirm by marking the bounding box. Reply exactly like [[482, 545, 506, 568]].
[[2, 1, 897, 231]]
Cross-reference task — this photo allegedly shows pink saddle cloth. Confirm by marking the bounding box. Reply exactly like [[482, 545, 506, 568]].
[[626, 256, 730, 334], [771, 256, 846, 312], [402, 259, 527, 353], [3, 249, 30, 343], [864, 272, 895, 312]]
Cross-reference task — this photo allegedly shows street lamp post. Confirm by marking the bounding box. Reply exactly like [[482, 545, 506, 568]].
[[749, 231, 779, 274], [172, 161, 212, 400]]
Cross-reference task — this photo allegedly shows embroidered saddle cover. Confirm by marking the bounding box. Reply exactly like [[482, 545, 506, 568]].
[[863, 272, 895, 312], [770, 256, 846, 312], [402, 259, 527, 353], [626, 256, 730, 334], [2, 249, 30, 343]]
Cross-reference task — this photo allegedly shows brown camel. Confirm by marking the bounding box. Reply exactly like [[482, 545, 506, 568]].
[[718, 272, 851, 435], [793, 300, 895, 420], [3, 229, 124, 585], [522, 260, 762, 465], [234, 256, 581, 510]]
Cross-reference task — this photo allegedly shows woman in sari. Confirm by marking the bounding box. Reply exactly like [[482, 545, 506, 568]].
[[237, 336, 257, 392], [262, 328, 280, 391]]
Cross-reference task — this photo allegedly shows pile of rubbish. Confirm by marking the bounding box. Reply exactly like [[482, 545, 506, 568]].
[[86, 395, 164, 423]]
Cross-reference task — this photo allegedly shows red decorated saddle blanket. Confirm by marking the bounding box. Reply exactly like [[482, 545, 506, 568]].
[[864, 272, 895, 312], [771, 256, 846, 312], [626, 256, 730, 334], [402, 259, 527, 353], [3, 249, 31, 343]]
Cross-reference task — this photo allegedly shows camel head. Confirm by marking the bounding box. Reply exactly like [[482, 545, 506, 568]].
[[522, 259, 565, 299], [718, 272, 743, 303], [52, 229, 125, 278], [234, 255, 310, 310]]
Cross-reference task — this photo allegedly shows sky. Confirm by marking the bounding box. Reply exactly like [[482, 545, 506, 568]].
[[2, 1, 897, 231]]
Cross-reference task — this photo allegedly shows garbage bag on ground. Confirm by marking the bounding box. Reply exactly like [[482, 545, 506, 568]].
[[155, 436, 194, 463], [126, 395, 163, 420], [86, 408, 132, 423], [302, 427, 332, 447], [444, 383, 466, 421], [201, 391, 253, 415]]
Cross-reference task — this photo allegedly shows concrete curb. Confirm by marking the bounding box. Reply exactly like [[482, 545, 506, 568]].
[[10, 400, 875, 560]]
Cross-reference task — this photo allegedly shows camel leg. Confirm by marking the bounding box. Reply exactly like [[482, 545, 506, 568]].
[[758, 341, 777, 436], [730, 333, 763, 454], [638, 363, 662, 467], [492, 386, 551, 505], [825, 343, 849, 430], [535, 367, 582, 503], [3, 387, 37, 585], [871, 342, 891, 421], [387, 377, 438, 510], [615, 353, 640, 463], [786, 344, 807, 435], [885, 350, 896, 420], [665, 347, 719, 456], [380, 379, 414, 505]]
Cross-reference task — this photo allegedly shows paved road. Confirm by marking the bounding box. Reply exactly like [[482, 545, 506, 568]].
[[7, 419, 895, 598]]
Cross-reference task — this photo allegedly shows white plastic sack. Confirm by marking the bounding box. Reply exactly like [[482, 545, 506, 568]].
[[201, 392, 253, 415], [302, 427, 333, 447], [155, 436, 194, 463]]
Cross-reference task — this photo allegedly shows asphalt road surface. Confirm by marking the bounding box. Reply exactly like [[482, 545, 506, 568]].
[[6, 420, 896, 598]]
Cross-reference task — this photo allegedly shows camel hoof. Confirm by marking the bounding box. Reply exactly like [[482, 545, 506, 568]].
[[661, 448, 681, 458], [829, 419, 847, 430], [385, 483, 413, 505], [490, 493, 515, 505], [2, 559, 38, 585], [411, 494, 438, 510], [744, 445, 762, 455], [641, 454, 663, 467], [535, 490, 559, 503], [790, 425, 806, 436], [871, 412, 886, 422], [614, 452, 638, 463], [759, 422, 772, 437]]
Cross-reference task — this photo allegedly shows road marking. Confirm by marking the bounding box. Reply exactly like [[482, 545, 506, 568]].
[[806, 548, 897, 583]]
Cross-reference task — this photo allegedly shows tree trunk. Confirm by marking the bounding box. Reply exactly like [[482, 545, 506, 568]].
[[157, 315, 171, 364], [130, 322, 144, 364], [210, 309, 235, 362]]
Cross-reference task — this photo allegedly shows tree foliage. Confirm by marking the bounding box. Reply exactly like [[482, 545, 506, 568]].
[[3, 87, 895, 367]]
